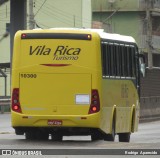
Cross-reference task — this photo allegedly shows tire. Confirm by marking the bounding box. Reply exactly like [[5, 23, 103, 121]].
[[15, 129, 24, 135], [119, 133, 130, 142], [51, 133, 63, 141], [41, 133, 49, 140], [104, 118, 115, 141], [91, 133, 100, 141], [103, 132, 115, 141], [25, 131, 37, 140], [35, 131, 49, 140], [91, 129, 103, 141]]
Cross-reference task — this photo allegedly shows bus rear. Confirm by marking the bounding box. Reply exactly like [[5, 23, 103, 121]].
[[11, 29, 102, 140]]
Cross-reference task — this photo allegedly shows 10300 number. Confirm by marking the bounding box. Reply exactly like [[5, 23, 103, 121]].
[[21, 74, 37, 78]]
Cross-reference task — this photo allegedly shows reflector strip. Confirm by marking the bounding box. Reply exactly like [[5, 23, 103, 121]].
[[40, 64, 71, 67], [22, 116, 28, 119], [81, 117, 87, 120]]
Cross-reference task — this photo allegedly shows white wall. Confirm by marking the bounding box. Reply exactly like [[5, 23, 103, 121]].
[[82, 0, 92, 28], [0, 2, 10, 96], [33, 0, 91, 28], [0, 2, 10, 63]]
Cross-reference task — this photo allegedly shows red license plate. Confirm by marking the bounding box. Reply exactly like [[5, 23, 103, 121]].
[[48, 120, 62, 126]]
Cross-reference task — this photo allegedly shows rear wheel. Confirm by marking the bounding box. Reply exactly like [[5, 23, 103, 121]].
[[15, 128, 24, 135], [35, 131, 49, 140], [91, 133, 102, 141], [104, 118, 115, 141], [25, 131, 37, 140], [118, 133, 130, 142], [103, 131, 115, 141], [91, 129, 103, 141], [51, 133, 63, 141]]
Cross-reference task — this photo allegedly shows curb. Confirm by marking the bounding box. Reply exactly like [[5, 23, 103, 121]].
[[140, 116, 160, 123]]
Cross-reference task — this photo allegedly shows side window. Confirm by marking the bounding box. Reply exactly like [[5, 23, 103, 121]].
[[127, 47, 132, 77], [102, 44, 107, 76], [101, 41, 137, 79], [112, 44, 117, 77], [107, 44, 111, 76], [115, 45, 120, 76], [124, 46, 129, 77], [131, 47, 136, 77], [121, 45, 125, 77], [102, 42, 112, 77], [110, 43, 115, 77]]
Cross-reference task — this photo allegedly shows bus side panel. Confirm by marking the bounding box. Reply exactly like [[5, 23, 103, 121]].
[[100, 107, 113, 133], [101, 79, 140, 134]]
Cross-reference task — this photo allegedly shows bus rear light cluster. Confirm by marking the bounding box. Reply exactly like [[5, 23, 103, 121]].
[[12, 88, 22, 113], [88, 89, 100, 114]]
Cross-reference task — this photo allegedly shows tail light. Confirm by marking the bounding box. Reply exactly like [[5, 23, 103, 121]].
[[12, 88, 22, 113], [88, 89, 100, 114]]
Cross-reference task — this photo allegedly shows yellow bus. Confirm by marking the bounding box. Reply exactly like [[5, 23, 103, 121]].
[[11, 28, 145, 142]]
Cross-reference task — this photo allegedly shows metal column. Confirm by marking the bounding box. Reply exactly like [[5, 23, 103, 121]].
[[10, 0, 27, 62]]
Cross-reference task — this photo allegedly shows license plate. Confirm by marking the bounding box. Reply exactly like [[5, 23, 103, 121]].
[[48, 120, 62, 126]]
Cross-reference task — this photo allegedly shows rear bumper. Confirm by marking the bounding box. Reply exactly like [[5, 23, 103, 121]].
[[11, 111, 100, 128]]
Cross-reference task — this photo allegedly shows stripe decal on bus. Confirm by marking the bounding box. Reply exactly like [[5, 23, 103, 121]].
[[40, 64, 71, 67]]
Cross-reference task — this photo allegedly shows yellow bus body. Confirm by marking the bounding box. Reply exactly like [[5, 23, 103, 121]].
[[11, 29, 140, 141]]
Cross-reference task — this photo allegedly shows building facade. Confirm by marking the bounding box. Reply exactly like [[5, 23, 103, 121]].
[[92, 0, 160, 67], [0, 1, 10, 97]]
